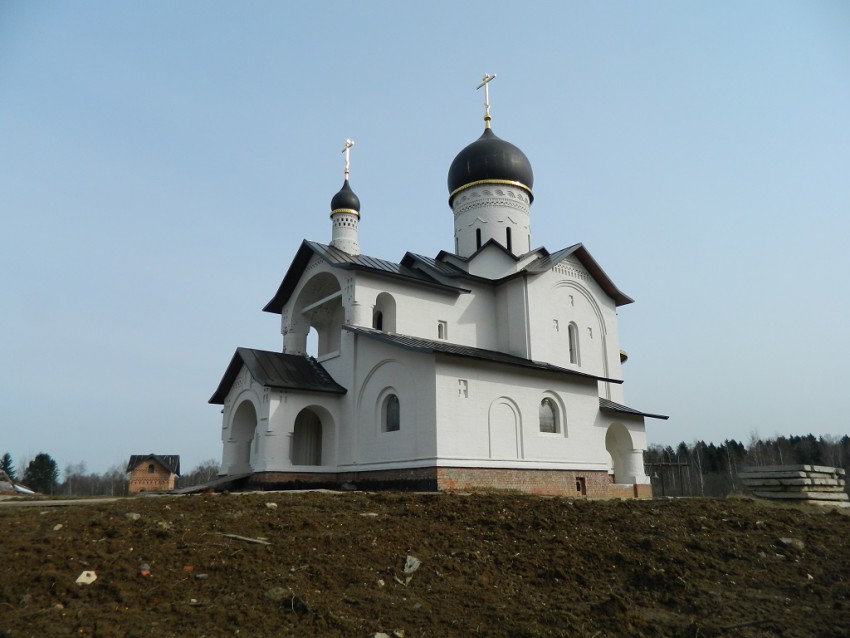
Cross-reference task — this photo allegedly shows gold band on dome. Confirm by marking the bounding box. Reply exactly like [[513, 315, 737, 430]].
[[330, 208, 360, 217], [449, 179, 532, 201]]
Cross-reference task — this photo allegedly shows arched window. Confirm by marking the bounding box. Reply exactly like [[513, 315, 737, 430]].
[[568, 322, 580, 365], [147, 464, 155, 474], [374, 293, 396, 333], [383, 394, 400, 432], [288, 272, 342, 358], [539, 398, 558, 433]]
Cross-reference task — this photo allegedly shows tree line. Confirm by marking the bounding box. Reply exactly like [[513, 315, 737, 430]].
[[644, 433, 850, 497], [1, 452, 220, 496], [5, 434, 848, 498]]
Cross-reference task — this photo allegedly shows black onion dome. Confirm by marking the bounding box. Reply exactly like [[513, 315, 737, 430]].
[[330, 179, 360, 216], [447, 127, 534, 204]]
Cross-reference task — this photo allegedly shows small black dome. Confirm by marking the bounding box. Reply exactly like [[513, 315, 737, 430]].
[[330, 179, 360, 215], [447, 127, 533, 204]]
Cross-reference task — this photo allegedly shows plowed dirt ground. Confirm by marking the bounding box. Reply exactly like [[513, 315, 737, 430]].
[[1, 491, 848, 637]]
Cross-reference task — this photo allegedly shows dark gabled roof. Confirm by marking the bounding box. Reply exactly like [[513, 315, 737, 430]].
[[405, 244, 633, 307], [343, 325, 622, 384], [402, 251, 497, 286], [600, 397, 669, 420], [263, 241, 468, 314], [403, 245, 550, 287], [402, 252, 468, 278], [209, 347, 347, 404], [465, 237, 522, 262], [127, 454, 181, 475], [525, 244, 634, 306]]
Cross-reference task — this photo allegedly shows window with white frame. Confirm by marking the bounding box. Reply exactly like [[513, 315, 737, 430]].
[[437, 320, 447, 340]]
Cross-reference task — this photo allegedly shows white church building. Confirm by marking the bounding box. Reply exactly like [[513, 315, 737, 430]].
[[210, 80, 667, 497]]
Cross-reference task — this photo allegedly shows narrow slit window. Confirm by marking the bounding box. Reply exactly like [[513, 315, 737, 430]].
[[437, 320, 447, 340], [476, 228, 482, 249], [506, 227, 512, 252], [568, 323, 580, 365]]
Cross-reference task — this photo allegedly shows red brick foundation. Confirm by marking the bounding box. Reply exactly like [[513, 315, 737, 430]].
[[247, 466, 652, 499], [435, 467, 651, 498]]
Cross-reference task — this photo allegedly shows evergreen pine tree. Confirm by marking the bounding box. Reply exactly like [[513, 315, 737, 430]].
[[23, 453, 60, 494], [0, 452, 17, 481]]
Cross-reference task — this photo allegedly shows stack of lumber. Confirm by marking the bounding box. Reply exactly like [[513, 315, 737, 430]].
[[739, 465, 849, 506]]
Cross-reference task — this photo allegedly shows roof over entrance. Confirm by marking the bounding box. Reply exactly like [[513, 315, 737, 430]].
[[599, 397, 669, 420], [209, 348, 347, 405]]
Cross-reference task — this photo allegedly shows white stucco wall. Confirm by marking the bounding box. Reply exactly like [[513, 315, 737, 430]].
[[525, 258, 618, 374], [465, 245, 520, 278], [346, 334, 437, 470], [496, 277, 530, 358], [351, 273, 502, 351], [432, 358, 629, 472]]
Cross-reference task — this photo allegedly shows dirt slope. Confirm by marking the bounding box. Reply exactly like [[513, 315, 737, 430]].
[[1, 492, 848, 637]]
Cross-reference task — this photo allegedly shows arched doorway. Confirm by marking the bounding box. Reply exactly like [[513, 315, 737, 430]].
[[230, 400, 258, 474], [606, 423, 635, 483], [292, 409, 323, 466], [488, 399, 520, 459]]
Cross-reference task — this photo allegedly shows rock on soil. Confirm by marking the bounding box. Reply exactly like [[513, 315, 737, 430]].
[[1, 492, 849, 637]]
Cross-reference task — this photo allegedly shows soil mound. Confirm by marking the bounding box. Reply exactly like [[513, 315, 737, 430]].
[[1, 492, 848, 637]]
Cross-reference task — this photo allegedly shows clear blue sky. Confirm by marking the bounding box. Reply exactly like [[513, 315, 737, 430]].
[[2, 1, 849, 476]]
